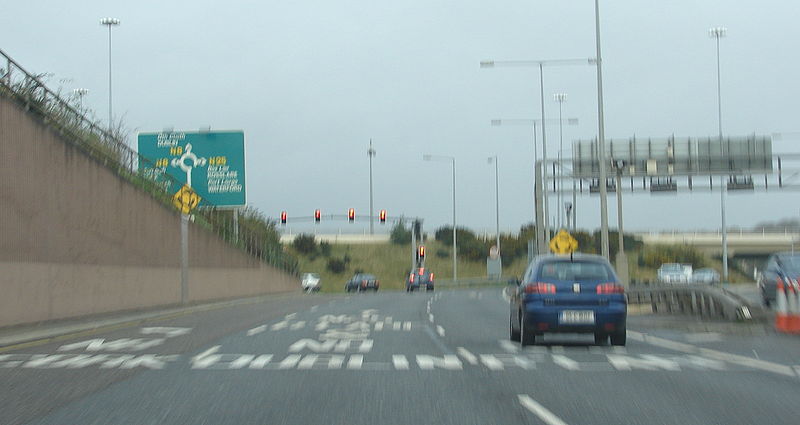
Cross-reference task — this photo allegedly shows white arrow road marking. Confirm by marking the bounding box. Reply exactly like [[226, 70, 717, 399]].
[[457, 347, 478, 365], [518, 395, 570, 425], [247, 325, 267, 336]]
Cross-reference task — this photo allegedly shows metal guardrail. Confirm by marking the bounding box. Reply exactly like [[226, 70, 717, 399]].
[[0, 48, 298, 275], [626, 283, 766, 322]]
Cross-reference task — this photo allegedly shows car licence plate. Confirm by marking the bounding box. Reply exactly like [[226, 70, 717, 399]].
[[559, 310, 595, 325]]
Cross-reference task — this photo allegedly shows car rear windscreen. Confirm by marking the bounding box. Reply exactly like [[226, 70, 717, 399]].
[[538, 260, 614, 282]]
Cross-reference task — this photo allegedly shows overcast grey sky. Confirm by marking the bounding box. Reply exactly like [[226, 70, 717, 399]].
[[3, 1, 799, 235]]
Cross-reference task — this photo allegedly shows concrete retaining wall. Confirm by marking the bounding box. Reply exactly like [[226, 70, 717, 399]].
[[0, 94, 297, 328]]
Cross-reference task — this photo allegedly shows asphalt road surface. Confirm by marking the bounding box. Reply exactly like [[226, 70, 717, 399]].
[[2, 288, 799, 425]]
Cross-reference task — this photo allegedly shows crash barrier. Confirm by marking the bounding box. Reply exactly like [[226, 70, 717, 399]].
[[775, 278, 800, 334], [435, 277, 508, 287], [626, 284, 763, 322]]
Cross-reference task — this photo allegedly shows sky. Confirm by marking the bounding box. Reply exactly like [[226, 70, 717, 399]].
[[2, 0, 800, 236]]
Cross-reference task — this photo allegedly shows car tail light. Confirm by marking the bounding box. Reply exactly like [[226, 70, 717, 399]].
[[524, 282, 556, 294], [361, 280, 367, 287], [409, 274, 415, 283], [596, 283, 624, 294], [419, 268, 425, 275], [429, 273, 434, 281]]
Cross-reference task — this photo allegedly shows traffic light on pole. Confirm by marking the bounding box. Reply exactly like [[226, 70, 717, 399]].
[[379, 210, 387, 224], [314, 209, 321, 223], [348, 208, 355, 222], [418, 245, 425, 259], [280, 211, 287, 225]]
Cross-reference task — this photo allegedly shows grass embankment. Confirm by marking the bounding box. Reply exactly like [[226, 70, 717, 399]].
[[289, 240, 530, 293]]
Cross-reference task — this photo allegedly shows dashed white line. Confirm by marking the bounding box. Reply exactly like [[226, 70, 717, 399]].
[[404, 321, 413, 331], [393, 322, 402, 331], [392, 355, 409, 370], [289, 321, 306, 330], [429, 314, 434, 322], [246, 325, 267, 336], [552, 355, 580, 371], [285, 313, 297, 320], [518, 395, 570, 425], [374, 322, 384, 331], [498, 339, 520, 353], [436, 325, 445, 337], [457, 347, 478, 365]]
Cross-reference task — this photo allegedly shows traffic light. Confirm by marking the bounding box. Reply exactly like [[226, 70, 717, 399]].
[[348, 208, 355, 222], [379, 210, 387, 224], [418, 245, 425, 259], [280, 211, 287, 225], [314, 209, 321, 223]]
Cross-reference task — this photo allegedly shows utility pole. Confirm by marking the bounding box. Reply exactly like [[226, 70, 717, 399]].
[[368, 139, 376, 235]]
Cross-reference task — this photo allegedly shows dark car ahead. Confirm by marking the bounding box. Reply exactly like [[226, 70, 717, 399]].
[[509, 254, 627, 346], [406, 268, 434, 292], [344, 273, 380, 293], [759, 252, 800, 306]]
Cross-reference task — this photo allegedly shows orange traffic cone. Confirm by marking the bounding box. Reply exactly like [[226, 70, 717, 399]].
[[788, 280, 800, 334], [775, 278, 790, 333]]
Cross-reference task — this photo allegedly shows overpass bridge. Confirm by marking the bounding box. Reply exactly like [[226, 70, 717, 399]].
[[635, 231, 798, 256]]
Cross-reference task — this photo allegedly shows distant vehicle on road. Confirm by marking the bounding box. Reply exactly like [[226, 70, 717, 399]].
[[344, 273, 380, 292], [406, 268, 434, 292], [657, 263, 692, 284], [301, 273, 321, 292], [758, 252, 800, 306], [691, 268, 720, 284], [509, 254, 627, 346]]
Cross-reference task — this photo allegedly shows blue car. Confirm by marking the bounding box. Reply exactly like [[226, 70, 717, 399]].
[[509, 254, 627, 346]]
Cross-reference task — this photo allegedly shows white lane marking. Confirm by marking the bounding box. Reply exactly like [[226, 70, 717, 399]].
[[290, 321, 306, 330], [607, 354, 681, 371], [392, 355, 409, 370], [285, 313, 297, 320], [499, 339, 520, 353], [457, 347, 478, 365], [374, 322, 384, 331], [385, 316, 393, 324], [404, 321, 413, 331], [310, 305, 319, 312], [191, 346, 220, 367], [246, 325, 267, 336], [793, 366, 800, 378], [393, 322, 402, 331], [427, 305, 431, 313], [271, 321, 289, 331], [436, 325, 446, 337], [518, 395, 570, 425], [552, 355, 580, 371], [481, 354, 504, 370], [140, 327, 192, 338], [347, 355, 363, 370], [416, 355, 462, 370], [630, 330, 796, 377], [429, 314, 435, 322]]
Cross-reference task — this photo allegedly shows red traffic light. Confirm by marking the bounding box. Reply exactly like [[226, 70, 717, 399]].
[[379, 209, 387, 223], [348, 208, 355, 222], [280, 211, 287, 224], [314, 209, 321, 222]]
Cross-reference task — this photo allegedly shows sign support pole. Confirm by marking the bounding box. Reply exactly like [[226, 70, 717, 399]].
[[180, 213, 189, 304]]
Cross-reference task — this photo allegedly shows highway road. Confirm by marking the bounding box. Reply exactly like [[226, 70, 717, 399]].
[[2, 288, 799, 425]]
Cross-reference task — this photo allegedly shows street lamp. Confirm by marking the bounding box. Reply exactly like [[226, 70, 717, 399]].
[[72, 88, 89, 111], [593, 0, 611, 260], [100, 17, 120, 135], [368, 139, 376, 235], [487, 156, 500, 253], [491, 117, 578, 252], [424, 154, 457, 282], [481, 58, 593, 249], [709, 26, 728, 283], [553, 93, 568, 229]]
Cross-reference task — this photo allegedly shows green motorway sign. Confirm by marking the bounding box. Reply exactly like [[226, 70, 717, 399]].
[[137, 130, 246, 208]]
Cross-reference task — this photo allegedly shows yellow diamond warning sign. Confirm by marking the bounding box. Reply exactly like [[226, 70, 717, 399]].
[[549, 229, 578, 254], [172, 185, 202, 215]]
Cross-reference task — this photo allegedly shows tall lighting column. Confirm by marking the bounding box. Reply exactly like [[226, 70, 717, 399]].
[[487, 156, 500, 252], [100, 17, 120, 135], [709, 26, 728, 282], [553, 93, 568, 229], [368, 139, 376, 235]]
